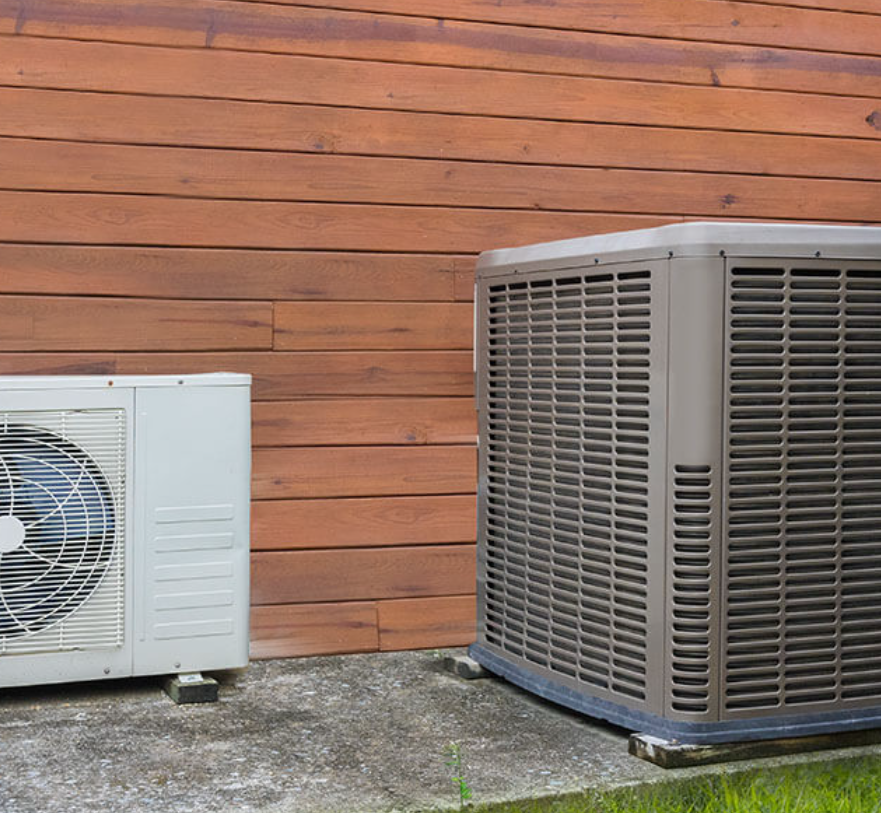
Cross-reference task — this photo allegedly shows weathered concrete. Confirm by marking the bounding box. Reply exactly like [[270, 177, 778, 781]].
[[2, 649, 881, 813]]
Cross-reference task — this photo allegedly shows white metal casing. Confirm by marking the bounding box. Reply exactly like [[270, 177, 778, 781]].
[[0, 374, 251, 687]]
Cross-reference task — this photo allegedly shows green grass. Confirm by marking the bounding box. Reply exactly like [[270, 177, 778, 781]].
[[474, 755, 881, 813]]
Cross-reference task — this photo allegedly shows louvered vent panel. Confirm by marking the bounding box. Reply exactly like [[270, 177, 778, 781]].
[[484, 269, 652, 703], [725, 265, 881, 714], [671, 465, 712, 714], [841, 270, 881, 702], [0, 409, 126, 656]]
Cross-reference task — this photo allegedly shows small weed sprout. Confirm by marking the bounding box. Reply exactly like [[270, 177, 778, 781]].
[[444, 742, 473, 809]]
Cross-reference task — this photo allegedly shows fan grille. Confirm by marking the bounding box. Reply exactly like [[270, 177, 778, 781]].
[[0, 409, 126, 654], [724, 264, 881, 714], [482, 269, 654, 703]]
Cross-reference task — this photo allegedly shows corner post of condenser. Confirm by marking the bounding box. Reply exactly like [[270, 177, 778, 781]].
[[661, 253, 726, 728]]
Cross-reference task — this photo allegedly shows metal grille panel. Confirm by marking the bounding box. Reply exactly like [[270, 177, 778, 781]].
[[840, 270, 881, 702], [671, 465, 713, 714], [483, 269, 653, 704], [725, 263, 881, 714], [0, 409, 126, 655]]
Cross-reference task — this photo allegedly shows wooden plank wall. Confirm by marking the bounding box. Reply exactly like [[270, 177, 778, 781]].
[[2, 0, 881, 658]]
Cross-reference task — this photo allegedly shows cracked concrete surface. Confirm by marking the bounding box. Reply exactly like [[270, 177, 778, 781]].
[[2, 650, 880, 813]]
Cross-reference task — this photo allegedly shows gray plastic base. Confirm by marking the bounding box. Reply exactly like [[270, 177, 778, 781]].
[[469, 644, 881, 745]]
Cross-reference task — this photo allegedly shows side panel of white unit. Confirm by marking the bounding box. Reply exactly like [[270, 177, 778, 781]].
[[133, 384, 250, 675], [0, 387, 135, 687]]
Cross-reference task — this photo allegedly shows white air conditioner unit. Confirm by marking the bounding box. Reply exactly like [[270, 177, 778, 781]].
[[471, 222, 881, 743], [0, 373, 251, 688]]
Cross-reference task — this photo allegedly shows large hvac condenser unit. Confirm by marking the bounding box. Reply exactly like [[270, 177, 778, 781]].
[[0, 373, 251, 688], [470, 222, 881, 743]]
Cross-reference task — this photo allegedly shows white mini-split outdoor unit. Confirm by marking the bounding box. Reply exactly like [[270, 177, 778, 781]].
[[470, 222, 881, 743], [0, 373, 251, 688]]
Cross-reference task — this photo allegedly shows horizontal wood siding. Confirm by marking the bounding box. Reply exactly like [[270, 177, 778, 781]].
[[0, 244, 461, 300], [252, 398, 476, 447], [252, 446, 476, 500], [252, 545, 477, 605], [250, 602, 379, 659], [251, 495, 477, 550], [2, 0, 879, 660], [0, 296, 272, 351], [274, 303, 474, 351], [378, 596, 477, 652]]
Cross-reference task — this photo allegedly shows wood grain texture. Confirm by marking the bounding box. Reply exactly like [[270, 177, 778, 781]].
[[241, 0, 881, 56], [3, 0, 881, 97], [4, 36, 881, 140], [453, 266, 475, 302], [251, 494, 477, 550], [0, 244, 458, 301], [762, 0, 879, 12], [378, 595, 476, 651], [8, 138, 881, 221], [252, 445, 476, 499], [250, 601, 378, 658], [0, 351, 474, 399], [5, 89, 881, 184], [0, 191, 677, 251], [6, 0, 881, 661], [274, 303, 473, 351], [0, 295, 271, 351], [251, 545, 477, 604], [252, 398, 476, 447]]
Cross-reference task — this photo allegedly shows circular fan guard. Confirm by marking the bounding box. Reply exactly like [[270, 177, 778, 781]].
[[0, 425, 116, 639]]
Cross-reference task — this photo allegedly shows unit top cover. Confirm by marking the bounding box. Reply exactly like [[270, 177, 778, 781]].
[[477, 222, 881, 278], [0, 373, 252, 391]]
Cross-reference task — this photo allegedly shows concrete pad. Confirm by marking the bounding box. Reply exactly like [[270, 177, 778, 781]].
[[2, 649, 881, 813]]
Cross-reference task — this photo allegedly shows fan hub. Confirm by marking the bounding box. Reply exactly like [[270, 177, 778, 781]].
[[0, 516, 26, 554]]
